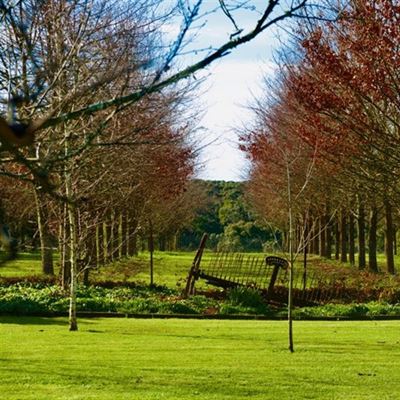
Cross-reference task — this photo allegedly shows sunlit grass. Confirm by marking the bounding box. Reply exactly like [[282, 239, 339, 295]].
[[1, 250, 399, 289], [1, 317, 400, 399], [0, 251, 43, 277]]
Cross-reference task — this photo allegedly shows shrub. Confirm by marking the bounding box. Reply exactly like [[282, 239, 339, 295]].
[[226, 287, 270, 314], [228, 287, 264, 308]]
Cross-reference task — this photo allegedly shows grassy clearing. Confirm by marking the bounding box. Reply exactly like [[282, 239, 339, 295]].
[[93, 251, 201, 288], [0, 252, 42, 277], [2, 251, 400, 288], [0, 251, 203, 287], [1, 317, 400, 399]]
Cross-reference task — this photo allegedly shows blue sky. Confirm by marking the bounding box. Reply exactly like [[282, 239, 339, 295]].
[[165, 2, 285, 181], [193, 3, 282, 181]]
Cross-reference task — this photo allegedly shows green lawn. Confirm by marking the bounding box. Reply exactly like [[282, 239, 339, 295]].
[[2, 251, 400, 289], [1, 317, 400, 399], [0, 252, 43, 277]]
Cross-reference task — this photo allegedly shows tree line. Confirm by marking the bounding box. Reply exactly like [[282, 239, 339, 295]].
[[241, 0, 400, 275], [0, 0, 330, 331]]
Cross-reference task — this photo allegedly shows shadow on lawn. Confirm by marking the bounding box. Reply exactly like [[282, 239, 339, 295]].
[[0, 316, 68, 326]]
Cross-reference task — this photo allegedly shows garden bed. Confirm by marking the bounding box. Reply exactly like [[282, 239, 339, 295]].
[[1, 281, 400, 319]]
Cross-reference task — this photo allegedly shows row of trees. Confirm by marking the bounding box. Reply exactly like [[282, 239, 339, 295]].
[[0, 0, 199, 330], [0, 0, 317, 330], [241, 0, 400, 275]]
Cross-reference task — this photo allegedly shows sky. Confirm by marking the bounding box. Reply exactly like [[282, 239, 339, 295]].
[[172, 2, 283, 182], [196, 53, 275, 182]]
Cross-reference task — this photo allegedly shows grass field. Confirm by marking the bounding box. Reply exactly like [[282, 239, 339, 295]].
[[1, 251, 399, 288], [0, 251, 202, 287], [1, 317, 400, 399], [0, 252, 43, 277]]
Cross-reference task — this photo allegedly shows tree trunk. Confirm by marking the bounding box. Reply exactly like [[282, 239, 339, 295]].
[[67, 201, 78, 331], [127, 216, 138, 256], [303, 239, 308, 290], [102, 221, 108, 263], [326, 215, 332, 259], [335, 220, 340, 260], [65, 160, 78, 331], [34, 189, 54, 275], [148, 220, 154, 286], [286, 167, 294, 353], [312, 218, 319, 255], [60, 204, 71, 290], [384, 199, 395, 274], [120, 213, 127, 257], [320, 216, 326, 257], [159, 235, 166, 252], [112, 210, 119, 260], [340, 211, 347, 263], [106, 217, 113, 262], [83, 227, 97, 286], [109, 211, 115, 260], [96, 223, 104, 266], [349, 213, 355, 266], [283, 231, 289, 253], [357, 201, 366, 270], [368, 207, 378, 273]]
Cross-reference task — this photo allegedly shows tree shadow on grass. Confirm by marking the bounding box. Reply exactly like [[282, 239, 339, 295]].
[[0, 316, 69, 326], [0, 316, 100, 326]]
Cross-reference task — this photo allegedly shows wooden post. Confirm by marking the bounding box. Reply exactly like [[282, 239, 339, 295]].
[[265, 256, 288, 299], [184, 233, 208, 297]]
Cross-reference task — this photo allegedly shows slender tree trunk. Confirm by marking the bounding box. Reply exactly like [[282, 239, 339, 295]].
[[384, 199, 395, 274], [309, 218, 314, 254], [312, 218, 319, 255], [368, 207, 378, 273], [109, 211, 116, 260], [83, 227, 97, 286], [34, 189, 54, 275], [349, 213, 355, 266], [159, 235, 166, 252], [64, 119, 78, 331], [394, 228, 397, 256], [65, 158, 78, 331], [283, 231, 289, 253], [67, 201, 78, 331], [106, 216, 113, 262], [357, 201, 366, 270], [148, 220, 154, 286], [127, 216, 138, 256], [286, 164, 294, 353], [121, 213, 127, 257], [112, 210, 119, 260], [303, 220, 308, 290], [320, 216, 326, 257], [61, 204, 71, 290], [335, 220, 340, 260], [340, 211, 347, 263], [326, 214, 332, 259], [96, 223, 104, 266]]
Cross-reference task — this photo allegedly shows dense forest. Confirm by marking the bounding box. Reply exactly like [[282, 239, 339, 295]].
[[176, 180, 276, 252]]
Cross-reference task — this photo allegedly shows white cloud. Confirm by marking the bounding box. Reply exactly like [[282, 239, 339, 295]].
[[196, 58, 276, 181]]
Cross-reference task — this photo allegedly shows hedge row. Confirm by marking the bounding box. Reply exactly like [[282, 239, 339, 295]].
[[1, 283, 400, 318]]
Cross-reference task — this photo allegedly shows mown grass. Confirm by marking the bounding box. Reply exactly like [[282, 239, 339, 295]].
[[2, 251, 400, 288], [0, 251, 208, 287], [1, 317, 400, 399]]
